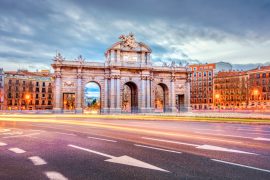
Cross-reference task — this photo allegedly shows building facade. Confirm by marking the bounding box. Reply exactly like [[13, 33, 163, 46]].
[[247, 66, 270, 109], [51, 34, 191, 114], [214, 71, 248, 110], [189, 63, 215, 110], [0, 68, 4, 110], [3, 70, 53, 110]]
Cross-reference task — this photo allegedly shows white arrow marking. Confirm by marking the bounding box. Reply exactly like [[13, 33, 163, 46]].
[[253, 137, 270, 141], [68, 144, 169, 172], [28, 156, 47, 166], [143, 137, 257, 155], [196, 145, 258, 155], [134, 144, 182, 154]]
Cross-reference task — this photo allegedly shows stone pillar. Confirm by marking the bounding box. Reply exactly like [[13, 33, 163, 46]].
[[53, 72, 62, 113], [103, 77, 108, 113], [169, 77, 177, 112], [110, 77, 115, 110], [75, 73, 83, 113], [141, 77, 146, 108], [116, 76, 121, 111], [184, 80, 191, 112], [146, 77, 152, 111]]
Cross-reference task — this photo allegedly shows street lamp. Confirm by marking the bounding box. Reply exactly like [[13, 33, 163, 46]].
[[253, 89, 259, 110], [215, 94, 220, 112], [25, 94, 31, 110]]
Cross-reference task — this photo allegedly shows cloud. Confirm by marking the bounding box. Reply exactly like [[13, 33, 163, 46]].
[[0, 0, 270, 70]]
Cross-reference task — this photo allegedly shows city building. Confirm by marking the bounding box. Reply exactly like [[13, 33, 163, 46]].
[[3, 70, 53, 110], [0, 68, 4, 110], [51, 33, 191, 114], [247, 66, 270, 109], [214, 71, 248, 110], [189, 63, 215, 110]]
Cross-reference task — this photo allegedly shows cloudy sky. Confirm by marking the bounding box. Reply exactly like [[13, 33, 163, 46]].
[[1, 0, 270, 71]]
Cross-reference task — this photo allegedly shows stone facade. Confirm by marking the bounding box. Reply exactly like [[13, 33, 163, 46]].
[[51, 34, 191, 114]]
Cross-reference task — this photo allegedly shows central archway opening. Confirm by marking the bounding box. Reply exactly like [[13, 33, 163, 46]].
[[122, 82, 138, 113], [84, 82, 101, 114], [155, 83, 169, 112]]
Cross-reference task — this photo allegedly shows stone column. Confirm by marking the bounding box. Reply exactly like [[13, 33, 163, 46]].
[[116, 76, 121, 112], [184, 80, 191, 112], [103, 77, 108, 113], [146, 77, 151, 109], [75, 73, 83, 113], [141, 77, 146, 108], [53, 72, 62, 113], [110, 77, 115, 110], [170, 77, 177, 112]]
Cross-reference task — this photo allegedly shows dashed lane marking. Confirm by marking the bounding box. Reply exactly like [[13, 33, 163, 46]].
[[134, 144, 182, 154], [212, 159, 270, 173], [3, 132, 40, 139], [87, 136, 117, 142], [28, 156, 47, 166], [45, 171, 68, 180], [9, 148, 26, 154], [253, 137, 270, 142], [54, 132, 77, 136], [0, 142, 7, 146]]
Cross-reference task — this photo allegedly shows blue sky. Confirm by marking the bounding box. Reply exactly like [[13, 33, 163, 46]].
[[85, 82, 100, 98], [1, 0, 270, 70]]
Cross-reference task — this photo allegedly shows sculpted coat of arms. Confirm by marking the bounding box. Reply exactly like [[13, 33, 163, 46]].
[[119, 33, 137, 49]]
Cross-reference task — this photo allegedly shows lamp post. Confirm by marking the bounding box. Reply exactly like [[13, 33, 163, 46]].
[[25, 94, 30, 110], [253, 89, 258, 111], [215, 94, 220, 112]]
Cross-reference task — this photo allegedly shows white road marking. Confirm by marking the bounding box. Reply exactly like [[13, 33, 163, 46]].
[[192, 128, 224, 132], [54, 132, 76, 136], [45, 171, 68, 180], [142, 137, 199, 147], [212, 159, 270, 173], [194, 131, 252, 139], [87, 136, 117, 142], [143, 137, 257, 155], [2, 131, 23, 135], [134, 144, 182, 154], [68, 144, 169, 172], [253, 137, 270, 141], [3, 132, 40, 139], [0, 129, 11, 133], [237, 128, 270, 133], [0, 142, 7, 146], [9, 148, 26, 154], [197, 145, 258, 155], [28, 156, 47, 166]]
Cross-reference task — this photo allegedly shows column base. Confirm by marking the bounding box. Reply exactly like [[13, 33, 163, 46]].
[[166, 107, 178, 113], [108, 108, 122, 114], [75, 108, 83, 114], [53, 108, 62, 114], [139, 108, 154, 113]]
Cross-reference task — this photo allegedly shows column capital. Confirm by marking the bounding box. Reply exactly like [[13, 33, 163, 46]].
[[171, 76, 176, 82], [77, 73, 83, 79], [54, 72, 62, 78]]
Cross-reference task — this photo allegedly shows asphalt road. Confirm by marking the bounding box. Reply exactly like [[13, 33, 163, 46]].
[[1, 116, 270, 180]]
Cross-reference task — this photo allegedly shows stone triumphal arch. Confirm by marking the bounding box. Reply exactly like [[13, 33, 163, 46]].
[[51, 34, 191, 113]]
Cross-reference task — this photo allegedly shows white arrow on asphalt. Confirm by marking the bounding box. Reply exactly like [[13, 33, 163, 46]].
[[196, 145, 258, 155], [142, 137, 258, 155], [68, 144, 169, 173]]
